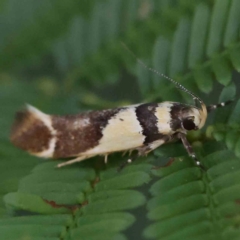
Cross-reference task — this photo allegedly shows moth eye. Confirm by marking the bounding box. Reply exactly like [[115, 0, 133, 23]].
[[182, 117, 196, 131]]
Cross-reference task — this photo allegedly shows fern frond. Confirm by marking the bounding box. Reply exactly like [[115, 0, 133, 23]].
[[144, 145, 240, 239], [3, 161, 151, 239]]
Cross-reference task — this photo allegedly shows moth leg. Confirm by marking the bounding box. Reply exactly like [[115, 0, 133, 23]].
[[138, 139, 168, 156], [177, 132, 205, 170], [118, 148, 149, 172], [117, 152, 138, 172], [57, 155, 95, 168], [118, 139, 166, 172], [122, 151, 127, 157], [104, 154, 108, 164]]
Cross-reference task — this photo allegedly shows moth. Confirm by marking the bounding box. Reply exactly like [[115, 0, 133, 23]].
[[10, 58, 231, 169]]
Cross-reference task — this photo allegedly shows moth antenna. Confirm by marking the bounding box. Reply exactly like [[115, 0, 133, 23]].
[[121, 42, 207, 119], [207, 100, 234, 113]]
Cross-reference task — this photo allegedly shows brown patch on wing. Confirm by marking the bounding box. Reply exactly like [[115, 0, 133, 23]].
[[136, 103, 165, 144], [10, 110, 52, 153], [52, 108, 122, 158]]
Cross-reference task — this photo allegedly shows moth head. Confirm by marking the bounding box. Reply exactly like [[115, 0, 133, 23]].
[[181, 104, 207, 131]]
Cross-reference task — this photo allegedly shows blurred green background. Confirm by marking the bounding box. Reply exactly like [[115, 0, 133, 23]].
[[1, 0, 240, 239]]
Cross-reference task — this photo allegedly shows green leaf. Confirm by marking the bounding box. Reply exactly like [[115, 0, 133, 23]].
[[82, 190, 146, 214], [188, 3, 210, 68], [152, 37, 171, 89], [224, 0, 240, 47], [150, 168, 202, 195], [206, 0, 230, 56], [4, 192, 71, 214], [144, 209, 210, 239], [169, 18, 191, 77]]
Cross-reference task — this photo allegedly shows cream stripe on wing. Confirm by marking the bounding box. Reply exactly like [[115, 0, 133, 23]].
[[84, 108, 145, 155], [155, 102, 173, 135]]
